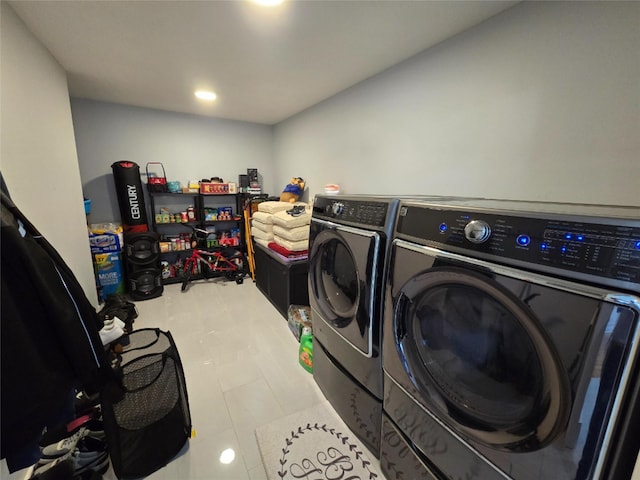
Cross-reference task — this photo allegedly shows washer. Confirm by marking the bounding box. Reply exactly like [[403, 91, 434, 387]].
[[309, 194, 398, 456], [381, 198, 640, 480]]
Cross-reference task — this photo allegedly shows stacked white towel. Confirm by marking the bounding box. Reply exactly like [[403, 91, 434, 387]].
[[256, 201, 292, 215], [251, 202, 311, 253], [271, 205, 311, 252], [251, 213, 274, 241]]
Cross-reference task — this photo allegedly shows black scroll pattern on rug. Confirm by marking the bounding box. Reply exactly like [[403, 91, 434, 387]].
[[278, 423, 378, 480]]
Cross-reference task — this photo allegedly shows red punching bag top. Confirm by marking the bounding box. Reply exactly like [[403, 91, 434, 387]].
[[115, 161, 137, 169]]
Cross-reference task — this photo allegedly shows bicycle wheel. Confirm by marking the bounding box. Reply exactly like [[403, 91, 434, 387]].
[[230, 251, 248, 276], [181, 260, 193, 291]]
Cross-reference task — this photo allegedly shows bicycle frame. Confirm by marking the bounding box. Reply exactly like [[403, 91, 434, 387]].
[[180, 227, 247, 291], [184, 249, 241, 276]]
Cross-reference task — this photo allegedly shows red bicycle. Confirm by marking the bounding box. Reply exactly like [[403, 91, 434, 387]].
[[181, 227, 248, 291]]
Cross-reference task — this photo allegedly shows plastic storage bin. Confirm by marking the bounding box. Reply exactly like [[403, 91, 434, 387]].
[[101, 329, 191, 479]]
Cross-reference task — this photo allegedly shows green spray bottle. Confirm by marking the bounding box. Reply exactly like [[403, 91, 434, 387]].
[[298, 326, 313, 373]]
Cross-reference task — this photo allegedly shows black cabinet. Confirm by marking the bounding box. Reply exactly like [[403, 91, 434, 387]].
[[253, 243, 309, 319], [148, 192, 244, 284]]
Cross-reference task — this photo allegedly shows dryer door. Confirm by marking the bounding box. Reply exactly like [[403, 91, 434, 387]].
[[309, 219, 380, 355], [395, 265, 571, 451]]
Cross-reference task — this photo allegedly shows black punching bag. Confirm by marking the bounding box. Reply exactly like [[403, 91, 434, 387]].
[[111, 161, 149, 233]]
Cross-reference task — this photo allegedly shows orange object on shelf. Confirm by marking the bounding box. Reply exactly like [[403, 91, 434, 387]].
[[200, 182, 230, 194]]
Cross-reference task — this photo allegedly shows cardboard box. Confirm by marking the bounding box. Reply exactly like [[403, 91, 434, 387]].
[[288, 305, 312, 341], [200, 182, 231, 195], [217, 206, 233, 220]]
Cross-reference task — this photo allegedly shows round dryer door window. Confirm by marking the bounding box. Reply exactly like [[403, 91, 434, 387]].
[[396, 267, 570, 451], [313, 237, 359, 325]]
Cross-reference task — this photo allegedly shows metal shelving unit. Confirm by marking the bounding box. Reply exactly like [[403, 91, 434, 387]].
[[148, 191, 244, 284]]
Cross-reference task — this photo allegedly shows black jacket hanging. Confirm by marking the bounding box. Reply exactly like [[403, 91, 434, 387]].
[[1, 190, 113, 470]]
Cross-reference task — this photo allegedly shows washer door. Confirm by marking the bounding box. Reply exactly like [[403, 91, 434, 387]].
[[395, 267, 570, 451], [309, 221, 379, 355]]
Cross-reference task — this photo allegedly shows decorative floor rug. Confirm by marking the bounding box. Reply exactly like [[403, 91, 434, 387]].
[[256, 400, 384, 480]]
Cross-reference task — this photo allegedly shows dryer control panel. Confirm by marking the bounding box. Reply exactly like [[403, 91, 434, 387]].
[[397, 204, 640, 289], [313, 197, 393, 228]]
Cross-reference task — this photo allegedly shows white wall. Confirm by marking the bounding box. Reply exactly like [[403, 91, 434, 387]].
[[71, 99, 274, 224], [274, 1, 640, 206], [0, 3, 98, 305]]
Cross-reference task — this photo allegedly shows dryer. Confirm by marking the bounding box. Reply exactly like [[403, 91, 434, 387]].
[[309, 195, 398, 456], [381, 198, 640, 480]]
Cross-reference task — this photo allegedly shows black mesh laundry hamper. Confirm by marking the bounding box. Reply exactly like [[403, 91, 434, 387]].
[[101, 329, 191, 479]]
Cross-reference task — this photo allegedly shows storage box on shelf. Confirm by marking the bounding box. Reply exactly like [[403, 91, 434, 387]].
[[149, 191, 245, 285], [200, 182, 237, 195]]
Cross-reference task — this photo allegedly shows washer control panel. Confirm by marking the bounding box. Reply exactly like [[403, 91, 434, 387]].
[[464, 219, 492, 244], [313, 197, 390, 228], [397, 204, 640, 287]]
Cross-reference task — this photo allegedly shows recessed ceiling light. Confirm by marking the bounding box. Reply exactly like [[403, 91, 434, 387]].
[[195, 90, 217, 101], [219, 448, 235, 464], [253, 0, 284, 6]]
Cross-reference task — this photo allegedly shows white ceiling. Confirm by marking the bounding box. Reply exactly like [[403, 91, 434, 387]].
[[9, 0, 518, 125]]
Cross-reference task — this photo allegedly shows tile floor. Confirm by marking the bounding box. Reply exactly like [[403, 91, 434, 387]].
[[2, 279, 331, 480]]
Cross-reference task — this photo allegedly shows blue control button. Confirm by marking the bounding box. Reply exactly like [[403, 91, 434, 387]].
[[516, 235, 530, 247], [540, 243, 548, 251], [561, 246, 567, 254], [439, 223, 448, 233], [634, 240, 640, 250], [577, 235, 584, 241], [565, 233, 572, 240]]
